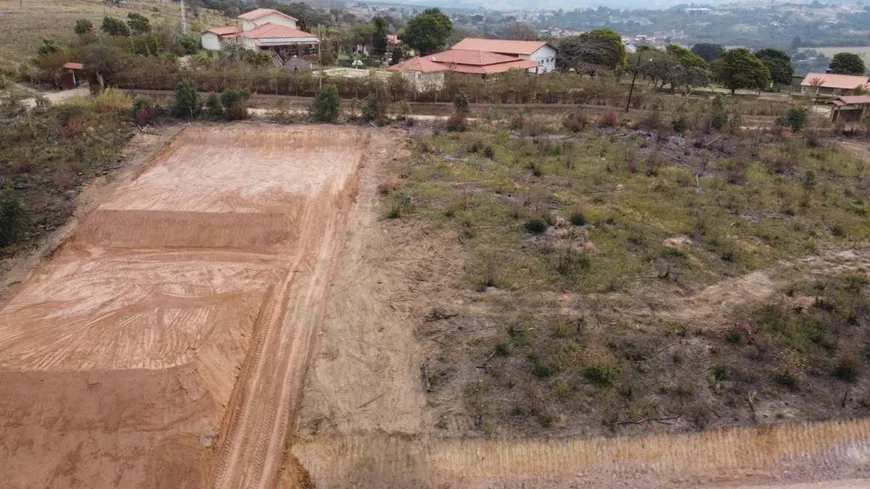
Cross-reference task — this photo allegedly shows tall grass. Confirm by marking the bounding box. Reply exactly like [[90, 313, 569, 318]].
[[62, 88, 131, 113]]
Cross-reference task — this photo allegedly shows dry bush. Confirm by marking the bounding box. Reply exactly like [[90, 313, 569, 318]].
[[15, 145, 32, 173], [598, 109, 619, 128], [60, 114, 88, 137], [52, 168, 76, 189], [563, 110, 589, 133]]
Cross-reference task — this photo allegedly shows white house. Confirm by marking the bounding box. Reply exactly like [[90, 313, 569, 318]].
[[450, 38, 558, 74], [201, 8, 319, 64]]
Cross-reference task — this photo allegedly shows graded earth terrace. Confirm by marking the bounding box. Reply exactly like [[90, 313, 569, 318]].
[[0, 125, 368, 489]]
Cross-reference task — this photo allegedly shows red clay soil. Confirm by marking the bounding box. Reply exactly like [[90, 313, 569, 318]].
[[0, 124, 372, 489]]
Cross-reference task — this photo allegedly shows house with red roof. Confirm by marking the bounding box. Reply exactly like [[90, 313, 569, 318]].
[[201, 8, 319, 64], [450, 38, 557, 74], [800, 72, 870, 97]]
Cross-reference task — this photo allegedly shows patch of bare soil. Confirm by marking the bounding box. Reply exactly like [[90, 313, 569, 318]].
[[0, 124, 377, 489], [639, 247, 870, 328], [293, 128, 460, 439]]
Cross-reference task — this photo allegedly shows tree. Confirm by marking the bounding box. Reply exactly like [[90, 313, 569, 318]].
[[83, 44, 125, 90], [127, 13, 151, 35], [309, 84, 340, 122], [372, 16, 389, 58], [171, 78, 201, 119], [666, 44, 706, 70], [755, 49, 794, 86], [102, 16, 130, 36], [829, 52, 866, 75], [557, 29, 625, 74], [402, 8, 452, 56], [74, 19, 93, 36], [390, 44, 404, 65], [711, 48, 771, 94], [690, 43, 724, 63]]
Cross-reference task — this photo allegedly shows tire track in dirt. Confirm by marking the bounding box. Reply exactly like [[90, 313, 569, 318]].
[[0, 124, 377, 489], [211, 133, 371, 489], [294, 418, 870, 488]]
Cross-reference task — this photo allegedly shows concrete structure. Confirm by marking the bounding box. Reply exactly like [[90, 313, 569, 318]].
[[831, 95, 870, 123], [387, 57, 447, 92], [800, 72, 870, 97], [451, 38, 557, 74], [201, 8, 319, 64]]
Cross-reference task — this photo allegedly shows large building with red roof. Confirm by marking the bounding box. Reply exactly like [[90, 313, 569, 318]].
[[450, 38, 557, 74], [387, 37, 557, 90], [800, 72, 870, 97], [201, 8, 319, 64]]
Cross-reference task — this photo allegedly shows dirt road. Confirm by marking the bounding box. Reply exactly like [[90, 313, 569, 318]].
[[0, 124, 375, 489]]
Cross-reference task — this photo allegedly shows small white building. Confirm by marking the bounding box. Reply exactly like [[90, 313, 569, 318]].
[[450, 38, 558, 74], [201, 8, 319, 64]]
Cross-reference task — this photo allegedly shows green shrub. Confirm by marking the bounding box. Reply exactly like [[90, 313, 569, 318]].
[[362, 89, 390, 124], [524, 217, 548, 234], [179, 36, 200, 55], [711, 95, 728, 129], [583, 364, 613, 386], [220, 88, 251, 120], [309, 84, 340, 122], [777, 106, 809, 133], [131, 95, 157, 125], [569, 211, 587, 226], [205, 93, 222, 118], [170, 78, 201, 119], [834, 356, 860, 382], [0, 192, 26, 247]]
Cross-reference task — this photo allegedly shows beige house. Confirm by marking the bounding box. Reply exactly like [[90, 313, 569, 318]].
[[800, 73, 870, 97], [201, 8, 319, 64]]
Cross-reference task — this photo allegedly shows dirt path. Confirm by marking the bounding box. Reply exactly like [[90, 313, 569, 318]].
[[0, 124, 379, 489]]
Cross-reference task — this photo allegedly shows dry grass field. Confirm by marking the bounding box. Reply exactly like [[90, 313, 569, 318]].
[[0, 0, 228, 68]]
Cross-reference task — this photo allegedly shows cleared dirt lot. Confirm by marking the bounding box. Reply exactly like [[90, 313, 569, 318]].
[[0, 124, 374, 489]]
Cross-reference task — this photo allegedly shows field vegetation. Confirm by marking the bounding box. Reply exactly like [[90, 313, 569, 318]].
[[386, 107, 870, 436], [0, 0, 228, 69], [0, 88, 135, 255]]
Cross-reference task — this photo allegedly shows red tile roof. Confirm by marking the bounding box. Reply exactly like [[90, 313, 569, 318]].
[[241, 23, 318, 43], [206, 25, 242, 36], [834, 95, 870, 105], [387, 57, 448, 73], [62, 62, 83, 70], [425, 49, 525, 66], [441, 59, 538, 74], [451, 38, 549, 56], [420, 49, 538, 74], [800, 72, 870, 90], [238, 8, 297, 21]]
